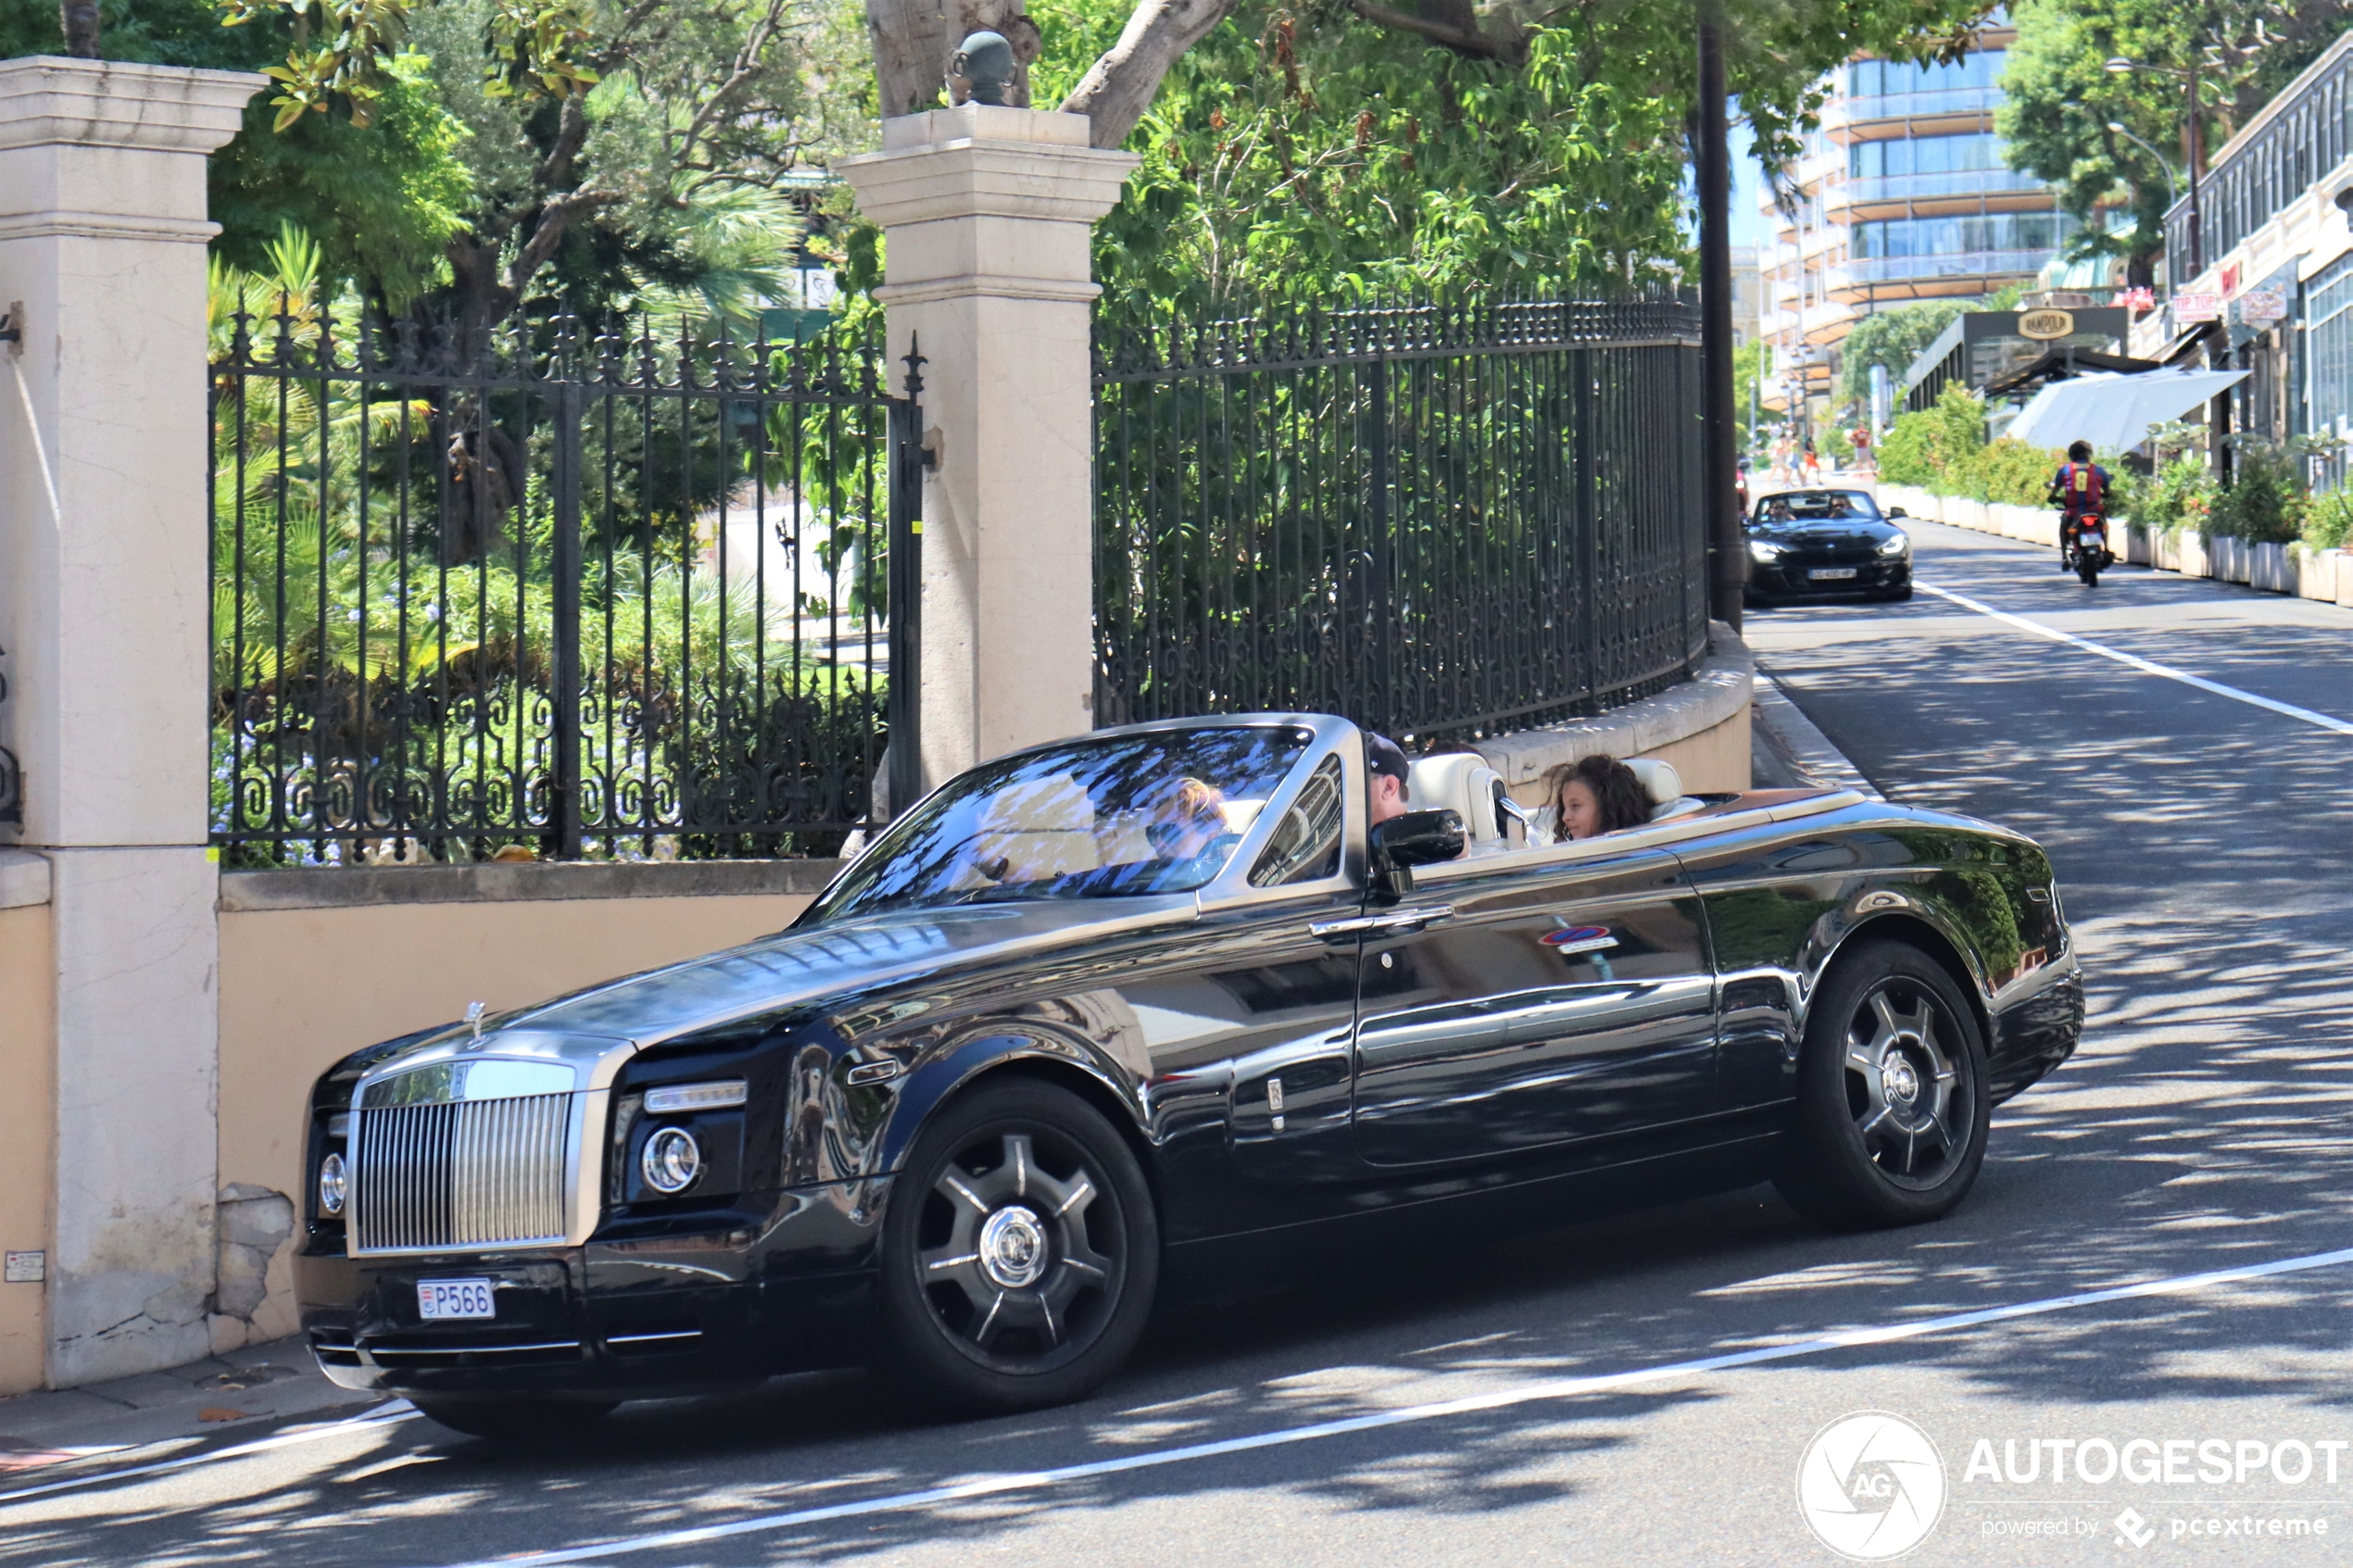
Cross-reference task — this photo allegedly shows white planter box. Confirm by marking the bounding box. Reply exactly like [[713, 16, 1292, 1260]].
[[2124, 524, 2155, 565], [2175, 533, 2210, 576], [2249, 542, 2294, 595], [2300, 548, 2344, 601]]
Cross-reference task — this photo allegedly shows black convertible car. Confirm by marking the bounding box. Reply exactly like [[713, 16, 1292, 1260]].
[[1746, 487, 1914, 604], [295, 717, 2081, 1435]]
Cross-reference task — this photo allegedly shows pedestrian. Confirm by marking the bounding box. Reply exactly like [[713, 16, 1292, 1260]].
[[1848, 423, 1873, 473], [1802, 437, 1821, 483]]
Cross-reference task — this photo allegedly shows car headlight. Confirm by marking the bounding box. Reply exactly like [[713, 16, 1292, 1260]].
[[1748, 538, 1782, 563], [641, 1127, 703, 1194], [1878, 531, 1909, 557], [317, 1150, 347, 1216]]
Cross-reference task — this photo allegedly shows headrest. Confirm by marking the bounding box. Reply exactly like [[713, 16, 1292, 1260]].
[[1624, 758, 1681, 806], [1405, 752, 1506, 843]]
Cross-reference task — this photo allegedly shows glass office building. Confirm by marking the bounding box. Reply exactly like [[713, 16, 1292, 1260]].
[[1757, 15, 2070, 418]]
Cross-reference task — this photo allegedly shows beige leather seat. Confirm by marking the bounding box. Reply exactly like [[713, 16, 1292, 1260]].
[[1403, 752, 1512, 852], [1626, 759, 1705, 822]]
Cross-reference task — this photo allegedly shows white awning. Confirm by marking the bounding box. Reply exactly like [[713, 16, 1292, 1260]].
[[2005, 368, 2249, 454]]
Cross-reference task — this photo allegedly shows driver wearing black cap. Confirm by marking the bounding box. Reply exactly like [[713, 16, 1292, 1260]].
[[1365, 732, 1410, 827]]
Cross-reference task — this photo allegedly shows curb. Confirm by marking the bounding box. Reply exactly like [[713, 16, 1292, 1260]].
[[1475, 621, 1754, 786], [1750, 675, 1883, 800]]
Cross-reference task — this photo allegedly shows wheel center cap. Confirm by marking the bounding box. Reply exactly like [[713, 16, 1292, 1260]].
[[979, 1205, 1049, 1289], [1883, 1055, 1921, 1107]]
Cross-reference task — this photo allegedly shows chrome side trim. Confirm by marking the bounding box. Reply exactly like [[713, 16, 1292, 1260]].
[[606, 1329, 703, 1346], [364, 1340, 584, 1357]]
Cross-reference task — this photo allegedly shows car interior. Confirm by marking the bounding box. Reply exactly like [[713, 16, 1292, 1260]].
[[1405, 751, 1708, 852]]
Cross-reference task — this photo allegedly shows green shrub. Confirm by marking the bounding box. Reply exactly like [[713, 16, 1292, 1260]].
[[1968, 437, 2058, 506], [2207, 443, 2306, 545], [2120, 453, 2214, 536], [2305, 487, 2353, 552]]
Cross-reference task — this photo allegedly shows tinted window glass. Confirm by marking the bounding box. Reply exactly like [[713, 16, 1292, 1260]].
[[811, 728, 1313, 921], [1752, 490, 1882, 521]]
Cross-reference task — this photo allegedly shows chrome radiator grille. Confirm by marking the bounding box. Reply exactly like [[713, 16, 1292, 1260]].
[[351, 1093, 573, 1253]]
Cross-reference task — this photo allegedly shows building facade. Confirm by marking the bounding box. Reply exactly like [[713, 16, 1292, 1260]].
[[1758, 14, 2073, 420], [2152, 29, 2353, 475]]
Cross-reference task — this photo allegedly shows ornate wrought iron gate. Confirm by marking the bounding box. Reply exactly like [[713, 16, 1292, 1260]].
[[208, 310, 916, 866], [1093, 296, 1708, 743]]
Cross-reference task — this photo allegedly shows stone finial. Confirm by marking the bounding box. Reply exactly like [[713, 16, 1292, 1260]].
[[949, 31, 1016, 107]]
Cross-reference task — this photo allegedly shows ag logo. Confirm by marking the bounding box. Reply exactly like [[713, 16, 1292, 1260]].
[[1540, 923, 1617, 955], [1796, 1411, 1946, 1560]]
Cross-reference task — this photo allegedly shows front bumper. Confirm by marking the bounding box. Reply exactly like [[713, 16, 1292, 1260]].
[[1748, 557, 1910, 598], [296, 1183, 886, 1400]]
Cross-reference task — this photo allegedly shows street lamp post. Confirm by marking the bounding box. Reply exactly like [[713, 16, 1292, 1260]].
[[2106, 119, 2179, 294]]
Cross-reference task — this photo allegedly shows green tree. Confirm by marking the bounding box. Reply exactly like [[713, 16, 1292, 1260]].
[[1838, 299, 1965, 405], [0, 0, 470, 306], [1999, 0, 2352, 286]]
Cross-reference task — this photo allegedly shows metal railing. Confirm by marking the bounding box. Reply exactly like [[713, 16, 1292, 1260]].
[[1092, 296, 1709, 744], [209, 308, 914, 866]]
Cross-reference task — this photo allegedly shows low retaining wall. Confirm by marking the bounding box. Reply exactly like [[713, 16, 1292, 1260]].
[[1880, 483, 2353, 608], [1478, 621, 1754, 801]]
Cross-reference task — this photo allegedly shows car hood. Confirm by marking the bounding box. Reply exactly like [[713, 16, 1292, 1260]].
[[357, 895, 1202, 1089], [1748, 517, 1900, 549]]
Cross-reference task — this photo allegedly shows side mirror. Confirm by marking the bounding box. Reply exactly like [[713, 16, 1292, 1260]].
[[1885, 506, 1908, 519], [1371, 809, 1465, 893]]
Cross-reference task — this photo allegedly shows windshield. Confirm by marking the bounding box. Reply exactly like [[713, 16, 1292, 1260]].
[[1753, 490, 1881, 523], [808, 727, 1316, 922]]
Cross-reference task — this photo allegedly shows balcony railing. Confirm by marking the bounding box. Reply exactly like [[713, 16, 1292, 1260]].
[[1826, 87, 2003, 129], [1831, 169, 2053, 207], [1828, 249, 2057, 290]]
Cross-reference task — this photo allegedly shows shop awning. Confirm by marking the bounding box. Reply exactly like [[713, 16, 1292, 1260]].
[[2005, 368, 2250, 453]]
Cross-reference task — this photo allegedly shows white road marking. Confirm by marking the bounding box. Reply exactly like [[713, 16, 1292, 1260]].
[[435, 1242, 2353, 1567], [0, 1400, 416, 1507], [1919, 582, 2353, 736]]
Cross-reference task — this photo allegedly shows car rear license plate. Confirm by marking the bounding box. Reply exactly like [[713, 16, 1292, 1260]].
[[418, 1278, 496, 1321], [1810, 567, 1858, 581]]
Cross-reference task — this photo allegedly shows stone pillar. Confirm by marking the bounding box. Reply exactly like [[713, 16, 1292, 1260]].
[[838, 107, 1137, 785], [0, 57, 262, 1385]]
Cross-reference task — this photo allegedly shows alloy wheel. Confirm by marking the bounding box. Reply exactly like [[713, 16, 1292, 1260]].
[[915, 1128, 1125, 1372], [1841, 981, 1972, 1189]]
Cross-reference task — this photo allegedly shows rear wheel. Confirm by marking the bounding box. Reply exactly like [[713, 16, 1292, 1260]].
[[411, 1398, 616, 1440], [877, 1080, 1158, 1414], [2078, 557, 2100, 585], [1773, 940, 1990, 1229]]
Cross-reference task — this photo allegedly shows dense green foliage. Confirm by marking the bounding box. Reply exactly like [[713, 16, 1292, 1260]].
[[2206, 442, 2307, 543], [1839, 299, 1966, 404], [1999, 0, 2353, 284], [1019, 0, 1992, 306], [1877, 384, 2057, 503], [0, 0, 471, 300]]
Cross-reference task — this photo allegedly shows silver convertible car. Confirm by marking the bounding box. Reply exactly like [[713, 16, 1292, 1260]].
[[294, 717, 2082, 1436]]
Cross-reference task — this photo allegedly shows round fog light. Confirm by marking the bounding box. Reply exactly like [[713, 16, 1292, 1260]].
[[641, 1127, 702, 1194], [318, 1151, 347, 1216]]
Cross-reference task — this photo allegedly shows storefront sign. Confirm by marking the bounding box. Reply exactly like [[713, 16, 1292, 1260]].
[[2172, 293, 2222, 322], [2237, 284, 2290, 324], [2017, 308, 2075, 340]]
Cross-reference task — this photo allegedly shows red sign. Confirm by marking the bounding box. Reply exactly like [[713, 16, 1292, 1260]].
[[2221, 262, 2242, 295]]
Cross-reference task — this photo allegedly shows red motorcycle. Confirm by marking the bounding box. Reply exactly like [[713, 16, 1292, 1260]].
[[2061, 510, 2112, 586]]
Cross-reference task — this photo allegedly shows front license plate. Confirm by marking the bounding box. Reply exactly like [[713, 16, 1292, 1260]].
[[418, 1278, 496, 1321], [1810, 567, 1858, 581]]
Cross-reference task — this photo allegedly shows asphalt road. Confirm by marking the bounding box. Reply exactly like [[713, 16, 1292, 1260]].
[[13, 519, 2353, 1567]]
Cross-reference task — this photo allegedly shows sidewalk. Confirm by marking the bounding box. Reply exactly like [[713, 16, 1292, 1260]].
[[0, 1334, 380, 1478]]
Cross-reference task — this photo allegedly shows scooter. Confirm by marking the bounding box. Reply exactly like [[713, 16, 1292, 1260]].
[[2062, 511, 2113, 586]]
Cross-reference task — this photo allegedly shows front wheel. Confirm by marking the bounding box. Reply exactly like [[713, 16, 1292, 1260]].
[[876, 1079, 1159, 1414], [1773, 940, 1991, 1229]]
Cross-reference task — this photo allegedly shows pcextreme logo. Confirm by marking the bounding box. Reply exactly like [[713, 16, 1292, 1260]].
[[1797, 1411, 1948, 1560]]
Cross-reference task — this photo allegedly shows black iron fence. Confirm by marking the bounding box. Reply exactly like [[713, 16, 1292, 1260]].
[[1093, 296, 1708, 742], [209, 308, 913, 866]]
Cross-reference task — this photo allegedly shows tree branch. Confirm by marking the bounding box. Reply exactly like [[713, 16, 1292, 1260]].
[[508, 190, 624, 298], [1061, 0, 1239, 148], [1343, 0, 1528, 63]]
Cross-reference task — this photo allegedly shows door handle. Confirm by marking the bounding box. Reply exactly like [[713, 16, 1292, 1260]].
[[1308, 905, 1453, 940]]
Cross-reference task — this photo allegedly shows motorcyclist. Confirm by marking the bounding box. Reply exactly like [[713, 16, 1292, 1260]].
[[2045, 440, 2112, 571]]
